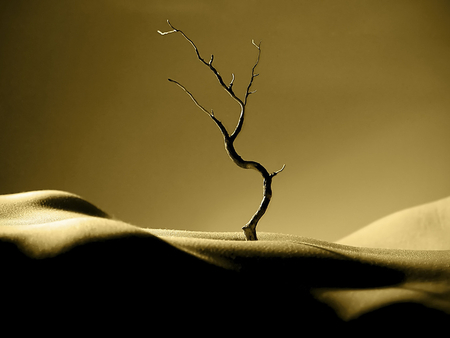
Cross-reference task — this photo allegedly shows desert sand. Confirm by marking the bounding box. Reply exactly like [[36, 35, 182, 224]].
[[0, 190, 449, 334]]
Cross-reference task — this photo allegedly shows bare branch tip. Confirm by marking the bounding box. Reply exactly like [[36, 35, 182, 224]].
[[271, 164, 286, 177], [166, 19, 175, 29], [251, 39, 261, 49], [158, 20, 178, 35], [228, 73, 235, 89]]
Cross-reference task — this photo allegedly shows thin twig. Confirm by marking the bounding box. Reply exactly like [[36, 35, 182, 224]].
[[167, 79, 230, 140], [244, 40, 262, 105], [271, 164, 286, 177], [168, 79, 211, 116], [230, 40, 261, 141]]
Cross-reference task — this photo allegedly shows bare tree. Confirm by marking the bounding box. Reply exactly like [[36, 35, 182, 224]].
[[158, 20, 285, 241]]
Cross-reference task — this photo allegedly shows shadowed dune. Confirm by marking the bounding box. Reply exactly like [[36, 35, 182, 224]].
[[0, 190, 449, 334]]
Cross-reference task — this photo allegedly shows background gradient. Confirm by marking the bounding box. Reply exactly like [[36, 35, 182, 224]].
[[1, 0, 450, 241]]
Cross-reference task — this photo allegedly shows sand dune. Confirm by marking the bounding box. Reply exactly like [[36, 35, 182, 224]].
[[0, 190, 449, 334], [337, 196, 450, 250]]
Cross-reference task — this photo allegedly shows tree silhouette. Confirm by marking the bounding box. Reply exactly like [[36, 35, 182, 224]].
[[158, 20, 285, 240]]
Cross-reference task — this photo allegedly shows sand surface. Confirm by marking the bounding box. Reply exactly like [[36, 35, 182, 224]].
[[1, 190, 449, 333]]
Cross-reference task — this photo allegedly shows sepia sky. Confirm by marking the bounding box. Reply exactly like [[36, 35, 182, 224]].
[[1, 0, 450, 241]]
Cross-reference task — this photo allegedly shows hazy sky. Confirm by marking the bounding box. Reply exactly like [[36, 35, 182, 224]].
[[1, 0, 450, 241]]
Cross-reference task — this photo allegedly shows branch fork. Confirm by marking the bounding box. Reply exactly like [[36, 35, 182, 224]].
[[159, 20, 285, 240]]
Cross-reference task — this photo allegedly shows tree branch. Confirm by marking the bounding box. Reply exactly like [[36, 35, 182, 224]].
[[159, 20, 285, 241], [168, 79, 211, 116], [167, 79, 229, 138], [230, 39, 261, 142], [160, 21, 244, 108]]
